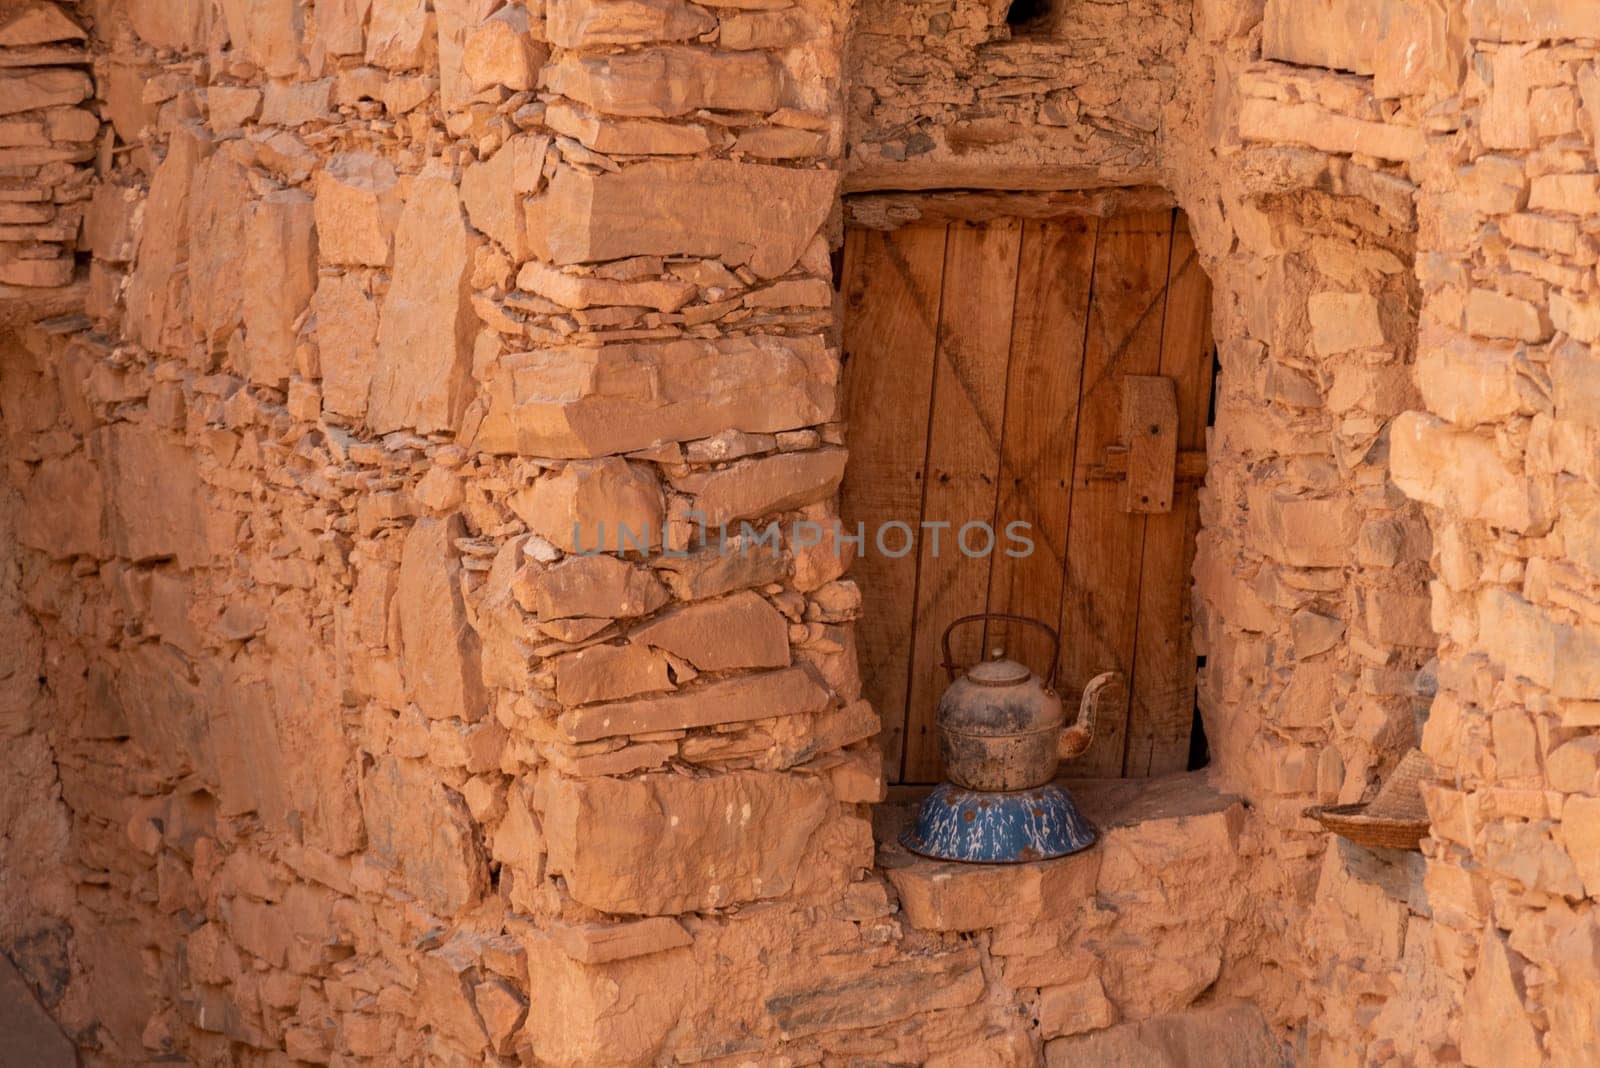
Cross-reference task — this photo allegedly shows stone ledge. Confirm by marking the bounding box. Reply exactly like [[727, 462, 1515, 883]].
[[875, 772, 1244, 933]]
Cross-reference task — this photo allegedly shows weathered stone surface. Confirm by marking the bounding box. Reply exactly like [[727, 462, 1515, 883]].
[[1044, 1001, 1282, 1067], [398, 515, 488, 721], [369, 168, 477, 434], [547, 0, 714, 49], [1560, 796, 1600, 899], [1246, 488, 1358, 568], [542, 47, 780, 118], [528, 160, 836, 277], [1040, 976, 1117, 1039], [362, 756, 489, 915], [544, 770, 831, 912], [517, 259, 696, 312], [126, 125, 207, 356], [463, 4, 544, 92], [129, 0, 208, 51], [669, 447, 846, 526], [558, 664, 830, 741], [314, 153, 401, 267], [720, 9, 810, 49], [312, 274, 380, 420], [553, 641, 673, 705], [510, 458, 664, 553], [476, 336, 836, 458], [629, 590, 789, 671], [518, 553, 669, 620], [242, 190, 317, 386], [1466, 0, 1600, 41]]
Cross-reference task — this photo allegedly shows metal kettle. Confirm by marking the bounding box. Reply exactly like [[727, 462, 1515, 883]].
[[937, 613, 1121, 791]]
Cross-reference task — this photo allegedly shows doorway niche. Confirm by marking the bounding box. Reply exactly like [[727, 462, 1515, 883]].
[[839, 195, 1215, 785]]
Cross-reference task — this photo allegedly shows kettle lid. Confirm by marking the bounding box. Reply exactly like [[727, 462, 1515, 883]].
[[965, 649, 1031, 686]]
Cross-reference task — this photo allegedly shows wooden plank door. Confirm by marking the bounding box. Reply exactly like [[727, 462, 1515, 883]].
[[840, 207, 1213, 784]]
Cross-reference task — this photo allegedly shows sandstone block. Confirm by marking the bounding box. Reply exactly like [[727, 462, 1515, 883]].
[[0, 3, 85, 45], [369, 168, 476, 434], [524, 933, 688, 1064], [314, 153, 401, 267], [398, 515, 488, 721], [463, 5, 544, 92], [1262, 0, 1377, 75], [1459, 930, 1542, 1068], [518, 553, 669, 619], [314, 0, 368, 55], [553, 641, 673, 705], [1559, 796, 1600, 899], [462, 136, 547, 260], [102, 422, 222, 568], [1237, 96, 1423, 162], [1478, 588, 1600, 700], [187, 152, 251, 346], [510, 458, 664, 553], [551, 917, 692, 963], [668, 447, 846, 527], [1466, 0, 1600, 41], [1553, 342, 1600, 430], [1466, 287, 1548, 343], [1040, 976, 1117, 1039], [126, 125, 207, 357], [1391, 412, 1549, 531], [18, 453, 105, 560], [884, 846, 1099, 933], [1308, 291, 1384, 356], [0, 68, 91, 117], [547, 0, 715, 49], [527, 160, 836, 277], [544, 769, 830, 912], [655, 532, 791, 600], [1245, 488, 1359, 568], [542, 47, 780, 117], [129, 0, 209, 51], [558, 664, 830, 741], [1416, 332, 1524, 426], [242, 190, 317, 387], [720, 9, 809, 49], [362, 756, 489, 915], [312, 274, 380, 420], [366, 0, 434, 70], [629, 590, 789, 671], [765, 948, 984, 1040], [477, 335, 835, 458], [543, 100, 712, 155], [220, 0, 303, 77]]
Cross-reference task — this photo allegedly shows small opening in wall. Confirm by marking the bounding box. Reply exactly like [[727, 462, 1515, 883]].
[[1005, 0, 1052, 32]]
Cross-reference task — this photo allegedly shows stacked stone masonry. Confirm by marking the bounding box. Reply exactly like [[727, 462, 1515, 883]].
[[3, 0, 1600, 1064]]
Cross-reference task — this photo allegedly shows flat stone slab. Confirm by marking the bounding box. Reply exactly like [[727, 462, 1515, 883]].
[[1045, 999, 1287, 1066], [875, 771, 1244, 932]]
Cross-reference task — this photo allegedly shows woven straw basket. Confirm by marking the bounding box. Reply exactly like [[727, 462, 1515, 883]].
[[1306, 748, 1433, 851]]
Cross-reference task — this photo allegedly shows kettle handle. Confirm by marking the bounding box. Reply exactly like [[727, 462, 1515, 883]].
[[940, 612, 1060, 687]]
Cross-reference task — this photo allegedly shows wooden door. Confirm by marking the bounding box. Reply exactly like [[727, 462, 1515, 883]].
[[839, 208, 1214, 784]]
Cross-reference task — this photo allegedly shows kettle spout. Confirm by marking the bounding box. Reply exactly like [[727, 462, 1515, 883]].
[[1058, 671, 1122, 763]]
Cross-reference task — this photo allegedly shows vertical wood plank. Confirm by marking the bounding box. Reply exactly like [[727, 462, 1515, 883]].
[[984, 219, 1099, 681], [1057, 211, 1175, 778], [901, 221, 1022, 783], [1125, 214, 1214, 776], [839, 226, 947, 781]]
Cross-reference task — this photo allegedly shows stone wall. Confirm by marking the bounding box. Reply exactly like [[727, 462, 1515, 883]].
[[4, 0, 1600, 1064]]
